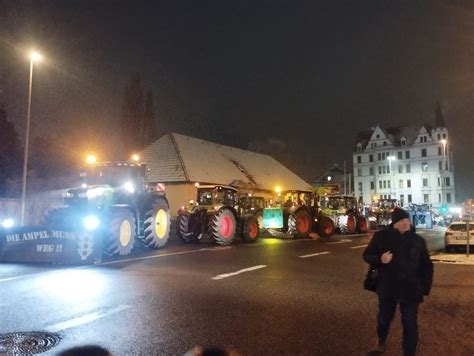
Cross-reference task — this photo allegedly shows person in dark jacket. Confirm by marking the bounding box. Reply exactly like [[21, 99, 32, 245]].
[[363, 208, 433, 356]]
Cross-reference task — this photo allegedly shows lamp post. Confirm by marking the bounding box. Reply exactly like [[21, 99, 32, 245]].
[[20, 51, 42, 226], [387, 155, 396, 199], [441, 139, 447, 205]]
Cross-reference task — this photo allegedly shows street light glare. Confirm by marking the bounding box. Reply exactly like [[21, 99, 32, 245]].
[[441, 139, 447, 145], [30, 51, 42, 62]]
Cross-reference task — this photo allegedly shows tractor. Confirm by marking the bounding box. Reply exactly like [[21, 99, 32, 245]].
[[319, 195, 368, 234], [263, 190, 335, 238], [176, 185, 260, 245], [367, 198, 400, 229], [42, 158, 171, 256]]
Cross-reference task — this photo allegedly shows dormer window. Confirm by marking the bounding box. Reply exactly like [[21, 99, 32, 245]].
[[383, 141, 387, 146], [376, 134, 380, 139], [371, 142, 377, 149], [401, 138, 406, 146], [356, 143, 362, 152], [419, 136, 427, 143]]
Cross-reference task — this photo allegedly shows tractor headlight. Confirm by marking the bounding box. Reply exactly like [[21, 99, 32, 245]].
[[123, 181, 135, 193], [62, 191, 74, 198], [1, 218, 14, 228], [83, 215, 100, 231], [368, 216, 377, 222], [86, 187, 106, 199]]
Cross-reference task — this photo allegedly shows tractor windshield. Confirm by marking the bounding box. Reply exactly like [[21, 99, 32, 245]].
[[85, 165, 144, 187], [197, 187, 237, 206]]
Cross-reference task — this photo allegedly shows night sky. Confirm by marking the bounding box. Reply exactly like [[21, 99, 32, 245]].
[[1, 0, 474, 199]]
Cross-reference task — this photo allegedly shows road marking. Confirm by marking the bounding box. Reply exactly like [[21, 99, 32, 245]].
[[299, 251, 331, 258], [326, 239, 351, 245], [350, 244, 368, 249], [99, 246, 232, 266], [212, 265, 267, 280], [45, 304, 132, 333]]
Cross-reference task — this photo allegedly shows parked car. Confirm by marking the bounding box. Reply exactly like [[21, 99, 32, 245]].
[[444, 221, 473, 252]]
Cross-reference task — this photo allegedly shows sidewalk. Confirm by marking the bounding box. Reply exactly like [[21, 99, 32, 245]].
[[430, 252, 474, 265]]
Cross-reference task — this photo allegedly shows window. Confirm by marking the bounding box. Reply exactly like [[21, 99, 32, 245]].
[[437, 134, 441, 140], [378, 153, 381, 161], [439, 161, 442, 171], [400, 194, 404, 206], [371, 142, 377, 149], [445, 177, 451, 187], [369, 154, 373, 162], [398, 165, 403, 173], [398, 151, 403, 160], [376, 134, 380, 138], [382, 152, 386, 160], [421, 148, 427, 157], [422, 162, 428, 172], [447, 193, 452, 203], [399, 180, 404, 188], [383, 141, 387, 146], [358, 182, 363, 192], [383, 181, 386, 189], [438, 146, 442, 155], [438, 193, 441, 203], [358, 168, 362, 176], [401, 139, 406, 146], [382, 166, 386, 174], [369, 167, 374, 175], [357, 145, 362, 152], [370, 181, 375, 190], [408, 194, 412, 203], [379, 181, 382, 189], [406, 164, 411, 173], [407, 179, 411, 188], [405, 151, 410, 159], [443, 133, 446, 139], [357, 156, 361, 163], [437, 177, 440, 186], [378, 166, 382, 175], [424, 194, 429, 203], [388, 180, 391, 188], [423, 178, 428, 187]]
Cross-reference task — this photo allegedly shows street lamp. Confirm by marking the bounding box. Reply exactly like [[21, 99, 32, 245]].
[[20, 50, 42, 226], [387, 155, 396, 199]]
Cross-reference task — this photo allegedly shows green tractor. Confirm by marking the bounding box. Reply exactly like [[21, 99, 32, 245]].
[[177, 185, 260, 245], [43, 159, 171, 256], [263, 190, 335, 238], [368, 198, 400, 229], [319, 195, 368, 234]]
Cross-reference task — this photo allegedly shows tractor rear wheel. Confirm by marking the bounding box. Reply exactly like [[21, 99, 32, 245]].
[[240, 216, 259, 243], [177, 214, 199, 243], [104, 209, 136, 256], [210, 209, 236, 245], [288, 210, 312, 238], [340, 214, 356, 234], [317, 216, 335, 238], [356, 216, 369, 233], [141, 197, 171, 249]]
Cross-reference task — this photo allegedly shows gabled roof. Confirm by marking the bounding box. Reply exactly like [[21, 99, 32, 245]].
[[141, 132, 311, 191]]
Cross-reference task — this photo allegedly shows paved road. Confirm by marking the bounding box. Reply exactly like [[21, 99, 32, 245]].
[[1, 229, 473, 355]]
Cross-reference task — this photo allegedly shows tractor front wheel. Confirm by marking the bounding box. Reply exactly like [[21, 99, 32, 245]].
[[288, 210, 312, 238], [240, 216, 259, 243], [104, 209, 136, 256], [356, 216, 369, 233], [210, 209, 237, 245], [177, 214, 200, 243], [317, 216, 335, 238]]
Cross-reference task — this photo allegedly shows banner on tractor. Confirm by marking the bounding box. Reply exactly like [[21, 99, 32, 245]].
[[0, 227, 100, 264], [263, 208, 284, 229]]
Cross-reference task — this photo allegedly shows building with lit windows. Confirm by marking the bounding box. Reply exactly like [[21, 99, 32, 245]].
[[353, 124, 455, 210]]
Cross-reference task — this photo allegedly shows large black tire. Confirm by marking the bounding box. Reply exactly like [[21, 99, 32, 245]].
[[317, 216, 335, 238], [210, 209, 237, 245], [177, 214, 199, 243], [255, 211, 266, 233], [104, 209, 136, 256], [356, 216, 369, 233], [340, 214, 356, 234], [141, 197, 171, 249], [240, 216, 259, 243], [287, 210, 312, 238]]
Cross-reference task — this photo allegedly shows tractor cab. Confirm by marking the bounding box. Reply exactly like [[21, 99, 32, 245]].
[[194, 185, 238, 210]]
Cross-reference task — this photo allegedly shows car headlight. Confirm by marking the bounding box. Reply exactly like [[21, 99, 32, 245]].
[[83, 215, 100, 231], [1, 218, 14, 228]]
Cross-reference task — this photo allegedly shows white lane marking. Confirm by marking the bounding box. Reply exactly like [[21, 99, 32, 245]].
[[212, 265, 267, 280], [350, 244, 368, 249], [326, 239, 351, 245], [99, 246, 232, 266], [299, 251, 331, 259], [45, 304, 132, 333]]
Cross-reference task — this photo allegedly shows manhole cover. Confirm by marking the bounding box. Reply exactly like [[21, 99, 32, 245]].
[[0, 331, 61, 355]]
